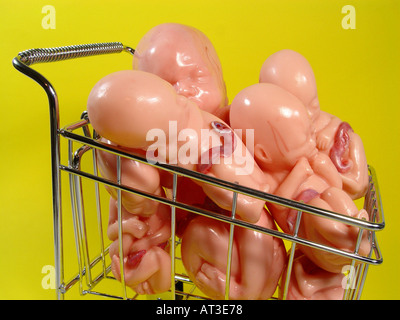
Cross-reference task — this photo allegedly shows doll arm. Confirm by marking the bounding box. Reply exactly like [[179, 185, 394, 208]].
[[309, 152, 343, 190], [274, 157, 314, 200], [107, 198, 149, 242], [268, 157, 314, 232], [315, 111, 342, 152]]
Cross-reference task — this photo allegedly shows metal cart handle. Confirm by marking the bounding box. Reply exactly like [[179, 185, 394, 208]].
[[15, 42, 134, 66], [12, 42, 134, 300]]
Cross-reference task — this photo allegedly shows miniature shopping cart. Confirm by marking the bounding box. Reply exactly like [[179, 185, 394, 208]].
[[13, 42, 385, 300]]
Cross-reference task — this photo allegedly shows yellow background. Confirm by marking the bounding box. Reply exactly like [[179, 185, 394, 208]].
[[1, 0, 399, 299]]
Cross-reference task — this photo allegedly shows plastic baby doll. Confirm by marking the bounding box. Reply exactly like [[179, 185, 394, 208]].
[[229, 82, 370, 273], [181, 208, 287, 300], [93, 24, 233, 292], [96, 22, 229, 220], [132, 23, 229, 121], [279, 250, 345, 300], [87, 69, 270, 224], [96, 138, 171, 294], [107, 197, 172, 295], [259, 49, 368, 200]]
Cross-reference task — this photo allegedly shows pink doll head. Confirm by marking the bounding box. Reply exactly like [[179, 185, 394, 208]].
[[230, 82, 317, 172], [87, 69, 195, 149], [133, 23, 228, 115], [259, 49, 320, 122]]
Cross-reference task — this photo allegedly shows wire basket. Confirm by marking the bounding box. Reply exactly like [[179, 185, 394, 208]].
[[13, 42, 385, 300]]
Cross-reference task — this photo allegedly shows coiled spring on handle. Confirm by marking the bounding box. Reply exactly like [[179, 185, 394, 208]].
[[17, 42, 134, 66]]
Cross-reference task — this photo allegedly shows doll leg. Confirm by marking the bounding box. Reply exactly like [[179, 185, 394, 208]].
[[308, 187, 369, 249], [231, 209, 286, 300], [299, 187, 370, 273], [181, 216, 241, 299], [181, 211, 286, 300]]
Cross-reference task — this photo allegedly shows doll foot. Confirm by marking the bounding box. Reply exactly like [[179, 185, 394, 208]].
[[195, 262, 227, 299]]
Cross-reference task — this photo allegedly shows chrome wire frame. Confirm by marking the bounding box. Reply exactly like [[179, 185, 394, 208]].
[[12, 43, 385, 300], [61, 119, 384, 301]]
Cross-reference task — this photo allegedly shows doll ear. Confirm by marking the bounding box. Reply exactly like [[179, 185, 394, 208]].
[[254, 143, 272, 166]]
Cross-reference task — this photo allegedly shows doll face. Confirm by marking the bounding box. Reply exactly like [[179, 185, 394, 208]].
[[133, 23, 227, 115], [272, 111, 317, 167], [230, 83, 317, 170], [259, 49, 320, 122], [256, 103, 317, 170]]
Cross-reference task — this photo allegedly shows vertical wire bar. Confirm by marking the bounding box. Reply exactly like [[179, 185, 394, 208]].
[[12, 58, 64, 300], [356, 230, 377, 300], [350, 264, 363, 300], [353, 228, 375, 300], [281, 210, 303, 300], [170, 173, 178, 299], [343, 259, 357, 300], [116, 155, 127, 299], [54, 157, 63, 300], [92, 148, 107, 277], [83, 118, 107, 278], [224, 191, 238, 300], [41, 66, 63, 300], [343, 226, 364, 300], [74, 174, 93, 288], [68, 140, 84, 294], [354, 174, 377, 300], [356, 263, 370, 300], [347, 264, 359, 300]]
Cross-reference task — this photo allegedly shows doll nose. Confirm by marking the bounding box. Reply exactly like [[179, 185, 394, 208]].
[[174, 82, 197, 97]]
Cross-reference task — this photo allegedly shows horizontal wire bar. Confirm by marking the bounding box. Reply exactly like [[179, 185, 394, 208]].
[[175, 290, 211, 300], [82, 290, 126, 300], [60, 127, 384, 232], [60, 164, 383, 266]]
